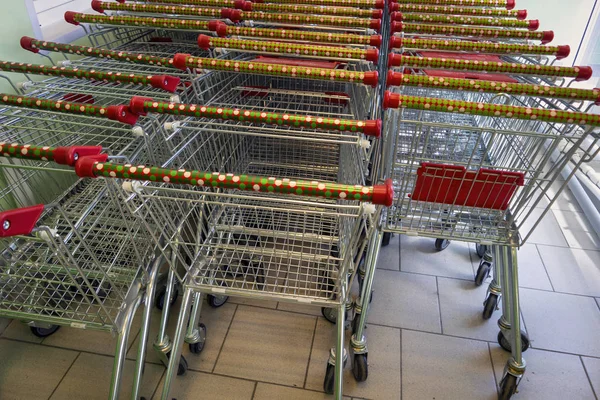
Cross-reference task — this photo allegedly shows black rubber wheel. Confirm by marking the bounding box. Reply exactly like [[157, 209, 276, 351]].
[[188, 323, 206, 354], [321, 307, 337, 324], [381, 232, 392, 247], [323, 363, 335, 394], [30, 325, 60, 338], [435, 238, 450, 251], [498, 373, 518, 400], [352, 353, 368, 382], [498, 330, 530, 353], [155, 285, 179, 311], [476, 243, 487, 258], [482, 293, 498, 320], [475, 261, 491, 286], [207, 294, 228, 308], [178, 355, 188, 376]]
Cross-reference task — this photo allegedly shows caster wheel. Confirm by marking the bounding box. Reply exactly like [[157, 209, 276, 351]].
[[155, 285, 179, 311], [323, 363, 335, 394], [352, 353, 368, 382], [207, 294, 228, 308], [322, 307, 337, 324], [498, 330, 530, 353], [166, 352, 188, 375], [476, 243, 487, 258], [381, 232, 392, 247], [498, 373, 518, 400], [188, 323, 206, 354], [475, 261, 491, 286], [435, 238, 450, 251], [30, 325, 60, 338], [482, 293, 498, 320]]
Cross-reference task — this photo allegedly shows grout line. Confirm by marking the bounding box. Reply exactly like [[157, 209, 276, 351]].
[[150, 369, 167, 400], [488, 342, 499, 393], [435, 277, 444, 335], [399, 329, 403, 400], [211, 304, 239, 374], [250, 381, 259, 399], [580, 356, 599, 400], [303, 316, 319, 389], [535, 244, 556, 292], [47, 351, 81, 400], [126, 325, 142, 355], [398, 233, 402, 272]]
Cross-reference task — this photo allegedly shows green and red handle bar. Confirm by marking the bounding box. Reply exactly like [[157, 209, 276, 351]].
[[197, 35, 379, 62], [386, 72, 600, 105], [390, 21, 553, 43], [0, 61, 180, 92], [128, 96, 382, 135], [246, 0, 384, 9], [389, 37, 570, 60], [390, 0, 516, 9], [0, 144, 394, 238], [390, 12, 538, 30], [387, 54, 592, 81], [383, 91, 600, 126], [0, 93, 140, 125], [66, 11, 222, 31], [389, 4, 526, 19]]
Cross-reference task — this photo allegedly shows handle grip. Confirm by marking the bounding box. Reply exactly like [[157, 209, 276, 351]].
[[0, 205, 45, 238], [392, 22, 553, 43], [197, 35, 379, 62], [250, 0, 384, 9], [394, 12, 537, 30], [388, 54, 592, 81], [129, 96, 382, 136], [92, 1, 233, 19], [383, 91, 600, 126], [0, 143, 107, 166], [250, 3, 381, 18], [0, 94, 139, 125], [389, 37, 570, 60], [387, 71, 600, 105], [118, 0, 240, 6], [393, 0, 515, 9], [77, 160, 394, 205], [233, 10, 381, 30], [0, 61, 180, 93], [65, 12, 214, 31], [223, 26, 381, 47], [172, 53, 379, 86], [390, 4, 525, 18], [20, 37, 174, 67]]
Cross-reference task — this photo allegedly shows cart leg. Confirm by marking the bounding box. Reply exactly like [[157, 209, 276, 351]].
[[482, 246, 501, 320], [185, 292, 207, 354], [498, 246, 527, 399], [161, 286, 194, 400], [153, 268, 177, 366], [109, 281, 144, 400], [131, 257, 162, 400], [324, 305, 347, 398]]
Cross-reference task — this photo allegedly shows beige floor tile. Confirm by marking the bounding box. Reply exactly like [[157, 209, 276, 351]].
[[127, 296, 237, 373], [228, 297, 278, 309], [0, 318, 10, 335], [305, 319, 401, 400], [0, 339, 78, 400], [367, 269, 441, 333], [491, 346, 596, 399], [376, 233, 400, 271], [254, 383, 351, 400], [277, 301, 323, 317], [154, 369, 255, 400], [537, 245, 600, 297], [522, 208, 569, 247], [214, 305, 316, 387], [515, 244, 553, 291], [582, 356, 600, 397], [50, 352, 164, 400], [1, 320, 44, 344], [402, 330, 496, 400]]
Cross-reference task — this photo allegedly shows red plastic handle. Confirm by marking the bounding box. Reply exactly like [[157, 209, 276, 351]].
[[53, 146, 103, 166], [0, 205, 45, 238]]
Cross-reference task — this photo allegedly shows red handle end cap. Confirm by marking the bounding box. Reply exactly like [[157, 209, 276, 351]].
[[0, 205, 45, 238], [506, 0, 515, 10], [106, 105, 139, 125], [541, 30, 554, 44], [20, 36, 39, 53], [370, 19, 382, 32], [389, 36, 402, 50], [372, 9, 383, 18], [363, 120, 381, 137], [128, 96, 154, 116], [391, 21, 403, 34], [363, 71, 379, 88], [389, 2, 399, 11], [53, 146, 103, 166], [386, 70, 402, 87], [150, 75, 181, 93], [370, 35, 382, 48], [375, 0, 384, 9], [576, 66, 593, 81], [528, 19, 539, 31], [197, 34, 212, 49], [391, 12, 403, 22], [516, 9, 527, 20], [172, 53, 191, 70], [64, 11, 80, 25], [91, 0, 104, 13], [74, 154, 109, 178], [216, 22, 228, 37], [372, 179, 394, 206], [383, 91, 400, 109], [388, 53, 401, 67], [556, 45, 570, 60], [366, 48, 379, 62]]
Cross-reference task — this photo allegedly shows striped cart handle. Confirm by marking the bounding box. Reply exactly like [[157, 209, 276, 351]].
[[65, 12, 219, 31], [389, 4, 526, 19], [197, 35, 379, 62], [92, 1, 234, 19], [0, 93, 139, 125], [251, 0, 384, 9], [228, 10, 381, 31], [393, 0, 516, 10], [391, 22, 554, 43], [392, 12, 538, 30], [172, 54, 380, 86], [387, 54, 593, 81], [116, 0, 243, 7], [249, 3, 382, 18], [383, 91, 600, 126], [0, 143, 394, 206], [21, 37, 175, 67], [389, 37, 570, 60], [0, 61, 180, 92], [223, 25, 382, 46], [128, 96, 382, 136], [386, 72, 600, 105]]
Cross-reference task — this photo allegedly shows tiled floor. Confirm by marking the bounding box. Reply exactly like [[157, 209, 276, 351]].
[[1, 186, 599, 400]]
